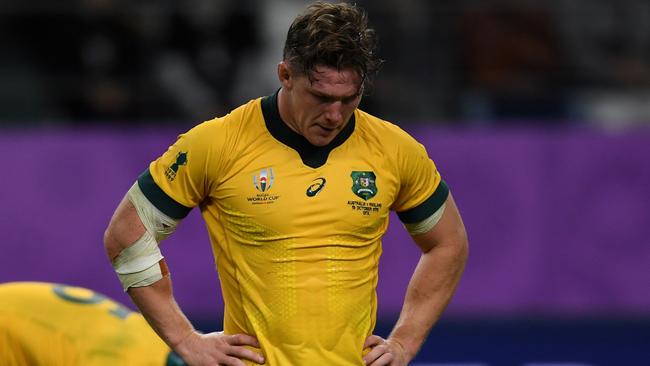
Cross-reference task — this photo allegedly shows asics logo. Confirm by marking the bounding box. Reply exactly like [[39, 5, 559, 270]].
[[306, 177, 326, 197]]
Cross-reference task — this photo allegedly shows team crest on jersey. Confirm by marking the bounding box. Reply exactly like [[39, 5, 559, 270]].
[[253, 167, 274, 192], [165, 152, 188, 182], [351, 171, 377, 200]]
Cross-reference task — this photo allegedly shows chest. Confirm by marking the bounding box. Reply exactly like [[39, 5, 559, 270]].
[[211, 145, 398, 239]]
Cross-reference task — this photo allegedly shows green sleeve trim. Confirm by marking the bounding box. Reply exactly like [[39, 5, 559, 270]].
[[137, 169, 192, 219], [397, 180, 449, 224]]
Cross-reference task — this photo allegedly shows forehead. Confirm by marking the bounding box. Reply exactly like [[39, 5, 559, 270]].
[[303, 65, 362, 95]]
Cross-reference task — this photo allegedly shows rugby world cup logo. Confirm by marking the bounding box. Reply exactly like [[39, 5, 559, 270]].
[[165, 151, 188, 182], [253, 167, 274, 192]]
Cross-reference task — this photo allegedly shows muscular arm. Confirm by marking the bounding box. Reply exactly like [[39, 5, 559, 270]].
[[103, 196, 264, 366], [364, 193, 468, 365], [391, 193, 468, 361], [103, 196, 195, 347]]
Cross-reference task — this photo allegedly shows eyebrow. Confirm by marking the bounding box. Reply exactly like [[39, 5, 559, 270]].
[[309, 88, 361, 102]]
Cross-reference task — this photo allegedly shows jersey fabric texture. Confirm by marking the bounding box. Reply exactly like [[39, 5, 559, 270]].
[[140, 91, 449, 365], [0, 282, 178, 366]]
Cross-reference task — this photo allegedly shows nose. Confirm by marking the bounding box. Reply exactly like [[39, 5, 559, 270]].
[[324, 101, 344, 125]]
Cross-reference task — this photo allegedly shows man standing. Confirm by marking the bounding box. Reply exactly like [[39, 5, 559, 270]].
[[104, 2, 468, 365]]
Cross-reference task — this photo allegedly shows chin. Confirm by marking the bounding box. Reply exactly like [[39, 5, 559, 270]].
[[307, 135, 334, 147]]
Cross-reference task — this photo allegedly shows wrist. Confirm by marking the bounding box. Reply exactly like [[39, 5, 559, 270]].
[[170, 329, 198, 352], [387, 335, 417, 362]]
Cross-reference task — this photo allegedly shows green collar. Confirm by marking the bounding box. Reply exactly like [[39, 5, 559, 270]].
[[261, 90, 355, 168]]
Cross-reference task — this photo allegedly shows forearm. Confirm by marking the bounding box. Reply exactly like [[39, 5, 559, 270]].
[[105, 194, 264, 365], [104, 195, 196, 349], [128, 276, 196, 349], [388, 239, 467, 360]]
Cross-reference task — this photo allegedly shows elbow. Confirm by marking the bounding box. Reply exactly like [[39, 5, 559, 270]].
[[104, 219, 129, 261], [103, 224, 111, 249], [103, 225, 118, 261], [456, 226, 469, 263]]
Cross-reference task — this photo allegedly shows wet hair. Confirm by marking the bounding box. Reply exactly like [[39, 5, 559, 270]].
[[283, 1, 383, 86]]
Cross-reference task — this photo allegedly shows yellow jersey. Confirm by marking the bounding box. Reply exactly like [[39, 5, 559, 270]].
[[140, 91, 448, 365], [0, 282, 182, 366]]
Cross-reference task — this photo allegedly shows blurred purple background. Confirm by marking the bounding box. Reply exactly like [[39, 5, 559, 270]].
[[2, 127, 648, 321], [2, 1, 650, 364]]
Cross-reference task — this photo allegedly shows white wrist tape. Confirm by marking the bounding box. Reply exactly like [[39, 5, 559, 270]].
[[404, 203, 446, 236], [127, 182, 179, 243]]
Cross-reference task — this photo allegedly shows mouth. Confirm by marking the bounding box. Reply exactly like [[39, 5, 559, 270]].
[[315, 124, 337, 133]]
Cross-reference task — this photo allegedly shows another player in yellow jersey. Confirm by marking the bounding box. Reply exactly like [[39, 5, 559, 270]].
[[0, 281, 186, 366], [104, 2, 468, 366]]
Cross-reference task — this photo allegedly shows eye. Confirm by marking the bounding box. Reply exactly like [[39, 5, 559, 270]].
[[317, 95, 334, 104], [342, 95, 358, 104]]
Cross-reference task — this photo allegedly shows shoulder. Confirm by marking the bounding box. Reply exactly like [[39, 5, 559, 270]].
[[173, 97, 266, 161], [354, 108, 423, 151], [185, 97, 264, 139], [215, 97, 264, 128]]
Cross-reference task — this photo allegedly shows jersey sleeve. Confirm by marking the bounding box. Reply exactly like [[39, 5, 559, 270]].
[[138, 120, 223, 219], [391, 132, 449, 224]]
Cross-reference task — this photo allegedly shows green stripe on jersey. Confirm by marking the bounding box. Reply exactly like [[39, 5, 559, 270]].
[[137, 169, 192, 219], [397, 180, 449, 224]]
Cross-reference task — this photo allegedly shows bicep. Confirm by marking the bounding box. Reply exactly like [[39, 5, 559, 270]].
[[104, 195, 147, 261], [410, 193, 467, 254]]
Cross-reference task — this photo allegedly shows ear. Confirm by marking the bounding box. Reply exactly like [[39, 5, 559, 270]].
[[277, 61, 293, 90]]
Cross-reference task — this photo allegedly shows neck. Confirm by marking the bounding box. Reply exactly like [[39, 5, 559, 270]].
[[277, 88, 301, 134]]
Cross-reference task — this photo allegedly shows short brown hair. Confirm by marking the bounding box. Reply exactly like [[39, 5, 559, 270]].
[[283, 1, 383, 85]]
